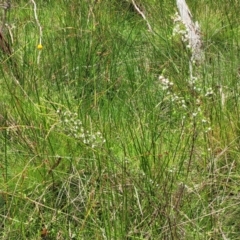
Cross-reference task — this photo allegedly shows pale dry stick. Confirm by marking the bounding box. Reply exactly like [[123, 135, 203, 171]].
[[219, 227, 228, 240], [134, 185, 143, 216], [30, 0, 43, 64], [176, 0, 204, 63], [131, 0, 153, 33]]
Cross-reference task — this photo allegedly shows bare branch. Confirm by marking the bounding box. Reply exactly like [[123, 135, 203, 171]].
[[176, 0, 204, 63], [131, 0, 153, 33]]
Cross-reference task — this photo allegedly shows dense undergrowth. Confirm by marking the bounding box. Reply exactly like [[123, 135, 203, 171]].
[[0, 0, 240, 239]]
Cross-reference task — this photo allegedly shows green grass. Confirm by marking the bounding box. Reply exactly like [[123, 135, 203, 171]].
[[0, 0, 240, 239]]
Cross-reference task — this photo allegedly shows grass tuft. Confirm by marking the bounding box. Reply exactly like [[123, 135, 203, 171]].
[[0, 0, 240, 239]]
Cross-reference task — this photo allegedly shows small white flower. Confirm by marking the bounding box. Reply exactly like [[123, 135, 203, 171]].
[[196, 99, 201, 105], [80, 133, 85, 138], [205, 88, 214, 97], [205, 127, 212, 133], [159, 75, 169, 85]]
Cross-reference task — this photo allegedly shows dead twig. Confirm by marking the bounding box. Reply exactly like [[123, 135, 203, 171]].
[[131, 0, 153, 33]]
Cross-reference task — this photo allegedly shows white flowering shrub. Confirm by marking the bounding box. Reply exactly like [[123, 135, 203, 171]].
[[158, 75, 174, 91], [158, 75, 187, 111], [158, 73, 213, 135], [172, 12, 191, 49], [56, 110, 105, 148]]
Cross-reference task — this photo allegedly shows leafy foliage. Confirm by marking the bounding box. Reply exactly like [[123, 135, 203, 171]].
[[0, 0, 240, 239]]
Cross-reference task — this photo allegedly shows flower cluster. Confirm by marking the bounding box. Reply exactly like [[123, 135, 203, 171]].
[[205, 88, 214, 97], [57, 110, 105, 148], [158, 75, 187, 110], [158, 75, 174, 90], [172, 12, 191, 49], [157, 73, 214, 134]]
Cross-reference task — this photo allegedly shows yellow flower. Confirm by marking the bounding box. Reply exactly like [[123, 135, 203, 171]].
[[37, 44, 43, 50]]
